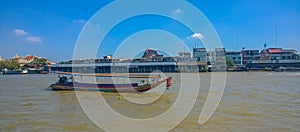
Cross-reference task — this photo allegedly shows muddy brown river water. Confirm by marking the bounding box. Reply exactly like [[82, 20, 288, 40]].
[[0, 72, 299, 131]]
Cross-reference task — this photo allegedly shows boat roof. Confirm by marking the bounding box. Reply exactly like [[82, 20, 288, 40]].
[[56, 72, 161, 78]]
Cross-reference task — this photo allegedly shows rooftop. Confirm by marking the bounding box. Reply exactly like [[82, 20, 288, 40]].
[[268, 48, 282, 53]]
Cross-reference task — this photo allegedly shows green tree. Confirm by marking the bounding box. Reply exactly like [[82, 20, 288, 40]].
[[0, 60, 20, 70], [30, 58, 48, 67], [0, 61, 4, 70], [226, 57, 235, 68]]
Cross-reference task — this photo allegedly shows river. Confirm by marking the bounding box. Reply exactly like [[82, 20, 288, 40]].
[[0, 72, 299, 131]]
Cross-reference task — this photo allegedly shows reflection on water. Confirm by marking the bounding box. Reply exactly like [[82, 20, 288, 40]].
[[0, 72, 299, 131]]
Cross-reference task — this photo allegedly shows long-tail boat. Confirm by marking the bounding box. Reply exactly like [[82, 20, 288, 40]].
[[50, 72, 172, 92]]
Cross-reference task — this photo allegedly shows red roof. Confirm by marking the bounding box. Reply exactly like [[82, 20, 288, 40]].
[[26, 55, 35, 60], [268, 48, 282, 53], [142, 48, 159, 59]]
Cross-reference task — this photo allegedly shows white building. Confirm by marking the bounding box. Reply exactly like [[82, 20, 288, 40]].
[[226, 51, 242, 65], [177, 51, 192, 62], [193, 48, 207, 63]]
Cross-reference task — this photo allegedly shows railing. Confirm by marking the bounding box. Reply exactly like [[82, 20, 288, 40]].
[[251, 60, 300, 63]]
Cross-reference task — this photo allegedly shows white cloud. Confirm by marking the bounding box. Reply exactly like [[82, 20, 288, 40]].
[[73, 19, 87, 24], [13, 29, 28, 35], [13, 28, 42, 43], [190, 33, 204, 39], [172, 8, 182, 15], [26, 36, 42, 42]]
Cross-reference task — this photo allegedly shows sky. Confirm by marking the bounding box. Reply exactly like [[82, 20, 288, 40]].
[[0, 0, 299, 62]]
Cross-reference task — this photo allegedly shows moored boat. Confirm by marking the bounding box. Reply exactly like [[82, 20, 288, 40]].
[[50, 72, 172, 92], [21, 69, 28, 74]]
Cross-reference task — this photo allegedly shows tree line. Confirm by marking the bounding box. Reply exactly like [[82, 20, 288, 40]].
[[0, 60, 20, 70], [0, 58, 49, 71]]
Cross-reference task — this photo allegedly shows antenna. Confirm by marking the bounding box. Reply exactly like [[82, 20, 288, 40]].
[[264, 43, 267, 49], [236, 32, 239, 50], [275, 24, 278, 47], [209, 43, 212, 62]]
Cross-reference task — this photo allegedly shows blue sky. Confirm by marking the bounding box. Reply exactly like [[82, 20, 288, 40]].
[[0, 0, 299, 61]]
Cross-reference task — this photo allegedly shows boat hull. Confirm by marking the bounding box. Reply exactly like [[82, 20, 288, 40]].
[[50, 77, 171, 93]]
